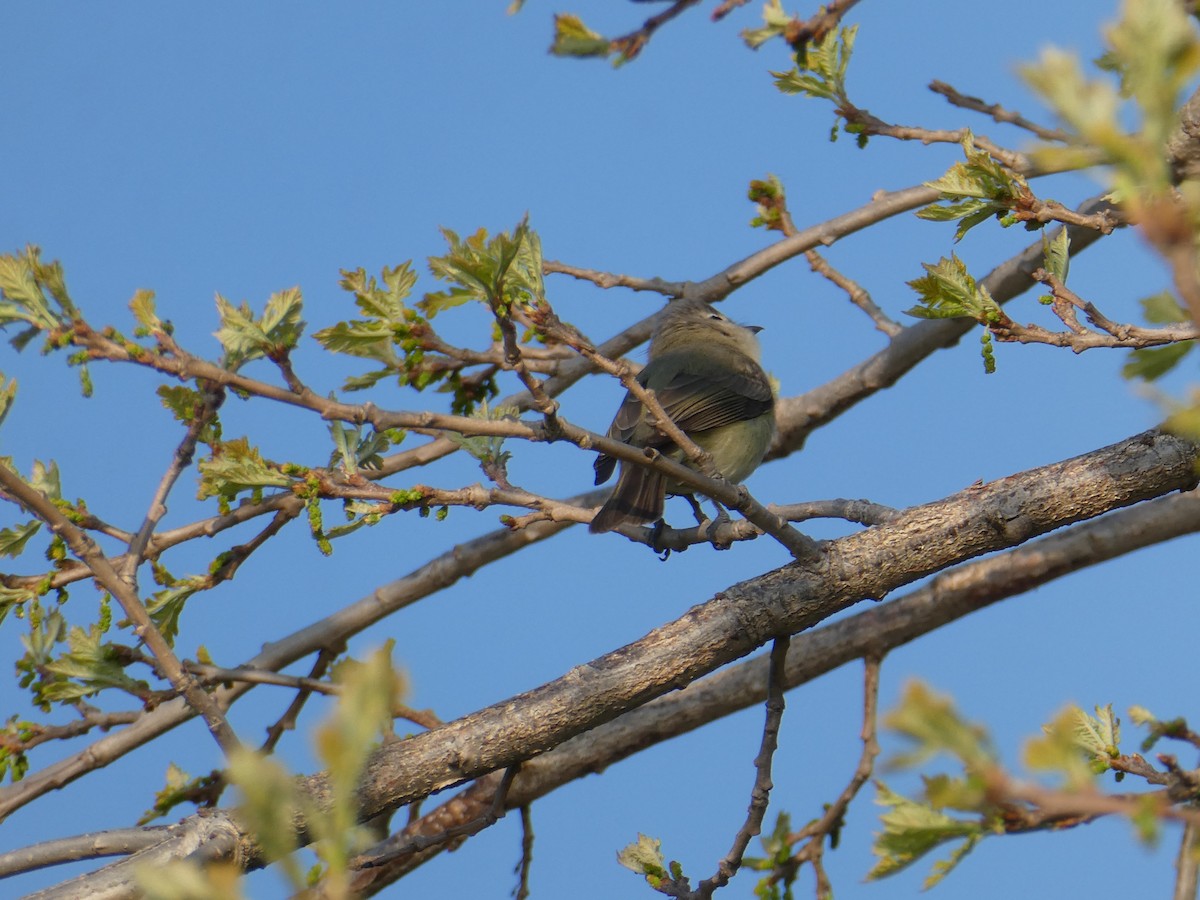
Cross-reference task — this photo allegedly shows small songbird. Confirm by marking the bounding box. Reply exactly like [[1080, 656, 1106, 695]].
[[589, 299, 775, 534]]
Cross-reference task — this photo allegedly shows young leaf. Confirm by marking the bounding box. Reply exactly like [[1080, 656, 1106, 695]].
[[40, 624, 151, 704], [617, 833, 667, 880], [550, 14, 611, 59], [918, 134, 1029, 241], [905, 255, 1002, 323], [146, 577, 207, 645], [0, 246, 70, 342], [422, 217, 544, 317], [770, 24, 857, 107], [0, 375, 17, 430], [1025, 705, 1110, 785], [883, 680, 995, 771], [742, 0, 795, 49], [868, 782, 985, 885], [197, 437, 292, 502], [130, 289, 162, 332], [1042, 228, 1071, 283], [213, 287, 305, 368], [0, 521, 42, 559]]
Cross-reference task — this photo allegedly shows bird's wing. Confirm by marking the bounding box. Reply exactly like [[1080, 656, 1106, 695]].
[[593, 353, 772, 485], [650, 364, 773, 434]]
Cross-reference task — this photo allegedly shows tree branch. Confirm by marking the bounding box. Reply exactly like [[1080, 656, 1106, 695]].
[[329, 487, 1200, 895]]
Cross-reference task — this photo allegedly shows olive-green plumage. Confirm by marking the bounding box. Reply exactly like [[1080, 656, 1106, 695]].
[[589, 299, 775, 534]]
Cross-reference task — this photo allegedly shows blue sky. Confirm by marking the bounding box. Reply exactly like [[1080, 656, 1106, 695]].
[[2, 2, 1196, 897]]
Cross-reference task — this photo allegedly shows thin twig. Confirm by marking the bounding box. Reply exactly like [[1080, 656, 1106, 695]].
[[123, 386, 224, 578], [0, 495, 591, 821], [514, 805, 534, 900], [929, 80, 1071, 143], [1, 710, 141, 755], [543, 260, 687, 296], [696, 635, 790, 898], [778, 656, 881, 898], [258, 648, 339, 755], [610, 0, 704, 62], [987, 269, 1200, 351], [805, 250, 903, 337]]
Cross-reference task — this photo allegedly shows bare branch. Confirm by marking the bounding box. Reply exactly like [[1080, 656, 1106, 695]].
[[257, 648, 337, 756], [929, 80, 1071, 143], [695, 635, 790, 898], [277, 430, 1198, 852], [324, 488, 1200, 894], [985, 268, 1200, 351], [543, 260, 687, 296], [123, 387, 223, 577], [779, 656, 881, 898], [0, 826, 172, 878], [806, 249, 902, 336], [610, 0, 704, 62], [1174, 822, 1200, 900]]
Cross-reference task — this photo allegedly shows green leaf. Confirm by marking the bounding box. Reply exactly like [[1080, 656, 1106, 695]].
[[0, 718, 33, 783], [742, 0, 795, 49], [422, 217, 544, 317], [883, 680, 995, 771], [0, 246, 70, 343], [0, 374, 17, 429], [617, 833, 667, 880], [0, 585, 38, 628], [905, 255, 1001, 323], [1164, 391, 1200, 440], [315, 263, 428, 391], [1139, 290, 1189, 324], [157, 385, 204, 423], [213, 287, 305, 367], [139, 763, 221, 824], [770, 24, 857, 105], [868, 782, 985, 885], [130, 289, 162, 331], [1042, 228, 1071, 283], [259, 286, 305, 350], [328, 421, 402, 474], [918, 134, 1028, 240], [550, 14, 612, 59], [1123, 341, 1193, 381], [146, 576, 207, 645], [445, 400, 518, 467], [226, 748, 308, 890], [197, 437, 292, 502], [1021, 2, 1200, 203], [0, 521, 42, 558], [1025, 705, 1108, 786], [41, 624, 151, 703]]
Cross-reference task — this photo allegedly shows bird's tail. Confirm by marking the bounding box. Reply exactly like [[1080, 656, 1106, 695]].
[[588, 465, 666, 533]]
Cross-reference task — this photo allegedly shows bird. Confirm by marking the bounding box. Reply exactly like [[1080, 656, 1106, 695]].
[[589, 299, 775, 534]]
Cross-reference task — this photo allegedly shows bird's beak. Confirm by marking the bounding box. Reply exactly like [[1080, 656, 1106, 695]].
[[744, 324, 764, 334]]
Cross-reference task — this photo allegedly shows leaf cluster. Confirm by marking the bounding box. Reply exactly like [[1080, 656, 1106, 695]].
[[871, 684, 1187, 889], [917, 134, 1034, 241], [768, 23, 861, 144], [1022, 0, 1200, 208]]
